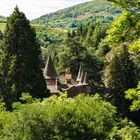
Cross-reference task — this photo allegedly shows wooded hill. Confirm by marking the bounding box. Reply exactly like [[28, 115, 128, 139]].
[[0, 1, 140, 139], [0, 16, 6, 33], [0, 16, 6, 22], [32, 0, 121, 28]]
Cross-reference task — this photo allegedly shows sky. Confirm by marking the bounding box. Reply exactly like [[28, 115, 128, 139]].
[[0, 0, 92, 20]]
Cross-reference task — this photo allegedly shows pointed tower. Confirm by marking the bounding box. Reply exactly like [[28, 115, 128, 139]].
[[78, 70, 85, 85], [76, 66, 82, 82], [44, 55, 58, 80], [83, 72, 88, 85], [44, 56, 58, 93]]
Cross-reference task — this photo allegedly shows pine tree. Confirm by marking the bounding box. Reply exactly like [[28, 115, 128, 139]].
[[0, 7, 46, 109], [92, 25, 100, 50], [107, 45, 137, 116], [85, 24, 94, 47], [58, 37, 86, 76]]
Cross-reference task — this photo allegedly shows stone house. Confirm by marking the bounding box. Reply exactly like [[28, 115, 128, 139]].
[[44, 56, 91, 97]]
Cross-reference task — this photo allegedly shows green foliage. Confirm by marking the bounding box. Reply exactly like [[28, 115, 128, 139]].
[[108, 0, 140, 11], [20, 92, 34, 103], [107, 46, 136, 92], [129, 38, 140, 70], [0, 94, 139, 139], [105, 45, 137, 116], [129, 38, 140, 54], [58, 37, 86, 75], [0, 30, 3, 40], [57, 34, 102, 84], [0, 7, 46, 109], [53, 22, 110, 87], [75, 22, 109, 51], [104, 1, 140, 70], [32, 0, 121, 28], [0, 23, 6, 32], [102, 0, 140, 124], [103, 1, 140, 75], [0, 16, 6, 23], [109, 118, 140, 139], [32, 25, 64, 68], [35, 25, 63, 48], [125, 82, 140, 111], [104, 10, 140, 47], [0, 97, 6, 112]]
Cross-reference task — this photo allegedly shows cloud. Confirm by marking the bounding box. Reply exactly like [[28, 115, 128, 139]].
[[0, 0, 92, 20]]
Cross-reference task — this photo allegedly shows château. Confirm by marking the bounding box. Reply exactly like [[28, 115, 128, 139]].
[[44, 56, 91, 97]]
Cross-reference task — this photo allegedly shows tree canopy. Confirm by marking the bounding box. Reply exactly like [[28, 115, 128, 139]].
[[0, 94, 140, 139], [0, 7, 46, 109]]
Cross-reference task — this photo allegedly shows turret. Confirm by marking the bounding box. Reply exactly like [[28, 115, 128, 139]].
[[78, 70, 85, 85], [76, 66, 82, 82], [44, 55, 57, 80], [83, 72, 88, 85], [44, 55, 59, 93]]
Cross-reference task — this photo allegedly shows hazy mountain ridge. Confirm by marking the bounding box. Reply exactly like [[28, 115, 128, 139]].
[[32, 0, 121, 28], [0, 16, 6, 19]]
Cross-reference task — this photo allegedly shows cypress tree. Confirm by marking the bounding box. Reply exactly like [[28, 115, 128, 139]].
[[0, 7, 46, 109]]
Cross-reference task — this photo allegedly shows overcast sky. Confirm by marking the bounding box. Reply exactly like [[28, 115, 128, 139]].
[[0, 0, 92, 20]]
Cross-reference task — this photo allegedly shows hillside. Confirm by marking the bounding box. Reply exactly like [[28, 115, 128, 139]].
[[32, 0, 121, 28], [0, 16, 6, 23], [0, 16, 6, 32]]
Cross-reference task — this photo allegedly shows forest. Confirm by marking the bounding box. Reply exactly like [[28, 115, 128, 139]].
[[32, 0, 121, 28], [0, 0, 140, 139]]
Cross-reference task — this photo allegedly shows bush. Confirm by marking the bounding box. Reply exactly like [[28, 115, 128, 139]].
[[0, 94, 139, 140]]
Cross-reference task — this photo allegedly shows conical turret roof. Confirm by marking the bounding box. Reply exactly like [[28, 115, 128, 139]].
[[83, 72, 88, 85], [78, 70, 85, 85], [44, 55, 58, 79], [76, 66, 82, 82]]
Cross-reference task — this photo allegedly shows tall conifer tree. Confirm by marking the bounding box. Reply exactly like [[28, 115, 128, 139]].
[[0, 7, 46, 108], [107, 45, 136, 116]]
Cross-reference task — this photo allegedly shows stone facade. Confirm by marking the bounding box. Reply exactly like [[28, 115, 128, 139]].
[[44, 56, 91, 97]]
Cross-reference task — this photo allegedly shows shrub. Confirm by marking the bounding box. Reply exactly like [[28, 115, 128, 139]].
[[0, 94, 139, 140]]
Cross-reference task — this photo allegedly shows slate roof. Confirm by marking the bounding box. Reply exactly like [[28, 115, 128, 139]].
[[83, 72, 88, 85], [78, 70, 84, 85], [76, 66, 82, 82], [44, 55, 58, 79]]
